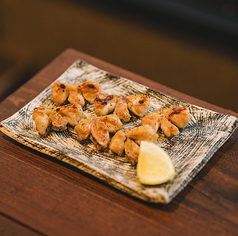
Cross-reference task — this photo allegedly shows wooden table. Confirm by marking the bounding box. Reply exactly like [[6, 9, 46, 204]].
[[0, 49, 237, 235]]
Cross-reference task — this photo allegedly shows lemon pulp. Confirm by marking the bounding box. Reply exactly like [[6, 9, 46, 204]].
[[137, 141, 175, 185]]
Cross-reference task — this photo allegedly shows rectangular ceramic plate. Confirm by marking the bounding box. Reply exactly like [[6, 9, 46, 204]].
[[1, 60, 237, 203]]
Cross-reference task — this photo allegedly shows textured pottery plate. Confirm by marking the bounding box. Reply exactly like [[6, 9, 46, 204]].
[[1, 60, 237, 204]]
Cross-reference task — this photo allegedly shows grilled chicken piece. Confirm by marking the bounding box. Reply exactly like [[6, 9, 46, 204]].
[[33, 106, 52, 136], [141, 111, 161, 133], [57, 103, 83, 127], [52, 81, 101, 106], [78, 81, 101, 103], [49, 103, 83, 131], [97, 114, 123, 133], [160, 116, 179, 138], [126, 94, 150, 117], [127, 125, 158, 144], [94, 94, 118, 116], [114, 96, 131, 123], [90, 119, 110, 149], [109, 129, 127, 156], [125, 138, 140, 165], [52, 82, 69, 106], [75, 114, 122, 142], [68, 84, 85, 107], [50, 110, 68, 131], [74, 118, 92, 141], [162, 107, 190, 128]]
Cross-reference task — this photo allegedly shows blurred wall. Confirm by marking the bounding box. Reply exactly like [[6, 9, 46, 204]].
[[0, 0, 237, 111]]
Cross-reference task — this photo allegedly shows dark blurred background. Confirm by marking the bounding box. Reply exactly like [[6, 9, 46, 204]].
[[0, 0, 238, 112]]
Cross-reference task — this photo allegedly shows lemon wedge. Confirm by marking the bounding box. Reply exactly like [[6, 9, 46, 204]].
[[137, 141, 175, 185]]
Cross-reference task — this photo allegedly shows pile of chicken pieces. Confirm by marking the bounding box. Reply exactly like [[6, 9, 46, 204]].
[[33, 81, 100, 136], [33, 80, 190, 165]]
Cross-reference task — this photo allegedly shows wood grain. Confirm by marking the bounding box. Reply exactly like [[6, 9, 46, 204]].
[[0, 213, 41, 236], [0, 49, 237, 235]]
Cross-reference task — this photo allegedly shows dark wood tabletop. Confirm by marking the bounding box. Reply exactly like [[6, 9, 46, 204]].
[[0, 49, 237, 236]]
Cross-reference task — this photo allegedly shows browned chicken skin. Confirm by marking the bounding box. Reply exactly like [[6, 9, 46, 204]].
[[74, 118, 92, 141], [33, 106, 52, 136], [162, 107, 190, 128], [52, 82, 69, 106], [75, 114, 122, 149], [126, 95, 150, 117], [90, 119, 110, 150], [127, 125, 158, 143], [52, 81, 101, 106], [109, 124, 158, 164], [33, 104, 83, 134], [141, 106, 190, 138], [114, 96, 131, 123], [125, 138, 140, 165], [50, 110, 68, 131], [160, 116, 180, 138], [68, 84, 85, 107], [57, 103, 83, 127], [77, 81, 101, 103], [94, 94, 118, 116], [141, 111, 161, 133], [94, 94, 150, 120], [109, 129, 128, 156], [97, 114, 123, 133]]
